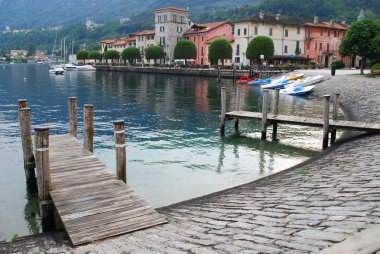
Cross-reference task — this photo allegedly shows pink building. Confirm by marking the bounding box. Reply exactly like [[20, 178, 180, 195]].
[[184, 21, 233, 66]]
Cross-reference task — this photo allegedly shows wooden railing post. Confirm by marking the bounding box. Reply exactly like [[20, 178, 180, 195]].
[[114, 120, 127, 183], [322, 95, 330, 149], [220, 87, 226, 136], [272, 88, 280, 140], [261, 89, 269, 140], [331, 93, 340, 144], [234, 86, 241, 131], [83, 104, 94, 152], [18, 99, 37, 191], [34, 127, 55, 231], [68, 97, 78, 137]]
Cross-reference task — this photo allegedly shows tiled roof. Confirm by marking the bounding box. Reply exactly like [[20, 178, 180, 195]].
[[155, 6, 187, 12], [306, 22, 348, 30], [112, 37, 136, 46], [101, 39, 117, 43], [206, 34, 234, 44], [184, 21, 232, 35], [134, 30, 155, 36], [236, 12, 305, 26]]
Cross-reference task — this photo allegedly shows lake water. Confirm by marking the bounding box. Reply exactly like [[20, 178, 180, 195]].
[[0, 64, 333, 240]]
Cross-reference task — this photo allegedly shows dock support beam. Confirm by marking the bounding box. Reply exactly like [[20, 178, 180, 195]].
[[322, 95, 330, 150], [261, 89, 269, 140], [220, 87, 226, 136], [114, 120, 127, 184], [234, 86, 241, 132], [68, 97, 78, 137], [34, 127, 55, 231], [331, 93, 340, 145], [18, 99, 37, 192], [272, 88, 280, 140], [83, 104, 94, 153]]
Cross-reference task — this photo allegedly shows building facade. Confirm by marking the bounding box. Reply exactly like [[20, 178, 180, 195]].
[[304, 17, 348, 67], [233, 12, 306, 65], [135, 30, 155, 63], [184, 21, 233, 66], [154, 7, 190, 63], [112, 37, 137, 53]]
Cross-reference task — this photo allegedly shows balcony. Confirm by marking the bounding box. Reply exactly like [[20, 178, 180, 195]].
[[322, 50, 338, 55]]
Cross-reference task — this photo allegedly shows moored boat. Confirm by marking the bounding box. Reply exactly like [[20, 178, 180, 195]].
[[281, 85, 315, 96], [236, 74, 251, 84]]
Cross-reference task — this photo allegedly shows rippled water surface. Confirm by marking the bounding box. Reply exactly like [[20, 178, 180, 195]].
[[0, 64, 337, 239]]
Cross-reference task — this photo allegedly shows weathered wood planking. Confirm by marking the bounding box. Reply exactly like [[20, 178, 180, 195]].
[[225, 111, 380, 133], [48, 134, 167, 246]]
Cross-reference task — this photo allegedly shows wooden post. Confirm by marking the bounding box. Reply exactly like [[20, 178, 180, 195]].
[[68, 97, 78, 137], [18, 100, 37, 191], [234, 86, 241, 131], [220, 87, 227, 136], [114, 120, 127, 183], [261, 89, 269, 140], [83, 104, 94, 153], [232, 64, 236, 84], [331, 93, 340, 144], [322, 95, 330, 149], [217, 66, 221, 83], [34, 127, 55, 231], [272, 88, 280, 140]]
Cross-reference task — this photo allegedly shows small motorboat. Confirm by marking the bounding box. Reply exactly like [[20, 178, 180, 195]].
[[281, 85, 315, 96], [248, 78, 271, 85], [287, 73, 304, 81], [288, 75, 324, 88], [261, 76, 290, 89], [236, 74, 252, 84], [49, 67, 65, 75]]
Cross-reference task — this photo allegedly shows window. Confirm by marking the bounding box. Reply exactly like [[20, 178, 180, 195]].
[[296, 41, 300, 54], [158, 15, 161, 23], [193, 36, 196, 42], [285, 29, 288, 37], [177, 27, 182, 33], [297, 27, 301, 34], [160, 26, 165, 32], [269, 28, 273, 36], [320, 29, 323, 36], [254, 26, 258, 35], [201, 46, 204, 56], [315, 42, 317, 50], [201, 36, 204, 42], [235, 56, 240, 63], [334, 30, 339, 37], [244, 28, 247, 35], [237, 29, 240, 36], [160, 37, 165, 45], [173, 15, 177, 23], [236, 44, 240, 55], [284, 45, 288, 53], [327, 43, 330, 52], [327, 29, 330, 37], [164, 15, 167, 22], [319, 43, 322, 51]]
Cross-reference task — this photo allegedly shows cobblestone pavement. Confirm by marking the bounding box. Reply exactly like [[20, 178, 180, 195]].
[[1, 75, 380, 254]]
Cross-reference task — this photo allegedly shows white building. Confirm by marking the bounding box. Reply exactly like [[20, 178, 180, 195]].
[[154, 7, 191, 63], [135, 30, 155, 64], [233, 12, 306, 65]]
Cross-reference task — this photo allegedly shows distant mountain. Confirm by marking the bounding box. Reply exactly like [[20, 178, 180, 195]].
[[0, 0, 256, 29]]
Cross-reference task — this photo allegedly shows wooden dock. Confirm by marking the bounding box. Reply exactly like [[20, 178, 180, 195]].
[[220, 87, 380, 149], [18, 98, 167, 246]]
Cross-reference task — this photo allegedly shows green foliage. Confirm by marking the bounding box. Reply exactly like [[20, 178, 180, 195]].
[[122, 47, 141, 63], [246, 36, 274, 61], [27, 43, 36, 56], [208, 39, 232, 66], [104, 50, 120, 63], [174, 40, 197, 61], [145, 46, 165, 64], [371, 63, 380, 71], [331, 60, 345, 69], [77, 50, 89, 60], [89, 51, 102, 62]]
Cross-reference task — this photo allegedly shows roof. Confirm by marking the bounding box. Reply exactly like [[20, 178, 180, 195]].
[[206, 34, 234, 44], [236, 12, 305, 26], [184, 21, 232, 35], [101, 39, 118, 44], [134, 29, 155, 36], [111, 37, 136, 46], [305, 22, 348, 30], [155, 6, 187, 13]]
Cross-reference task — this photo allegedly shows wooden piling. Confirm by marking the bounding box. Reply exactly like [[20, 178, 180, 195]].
[[322, 95, 330, 149], [272, 88, 280, 140], [18, 101, 37, 191], [234, 87, 241, 131], [331, 93, 340, 144], [68, 97, 78, 137], [220, 87, 226, 136], [34, 127, 55, 231], [217, 67, 221, 83], [261, 89, 269, 140], [83, 104, 94, 153], [114, 120, 127, 183], [232, 65, 236, 84]]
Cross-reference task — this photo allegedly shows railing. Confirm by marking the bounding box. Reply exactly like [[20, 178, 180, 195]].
[[322, 50, 338, 55]]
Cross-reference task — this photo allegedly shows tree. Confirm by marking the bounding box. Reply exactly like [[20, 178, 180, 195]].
[[246, 36, 274, 63], [339, 19, 380, 74], [89, 50, 102, 64], [27, 43, 36, 56], [145, 46, 165, 64], [208, 39, 232, 67], [122, 47, 140, 64], [174, 40, 197, 66], [77, 50, 89, 64], [104, 49, 120, 64]]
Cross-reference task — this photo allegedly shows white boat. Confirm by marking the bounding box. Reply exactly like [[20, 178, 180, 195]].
[[49, 67, 65, 75], [64, 63, 96, 71], [286, 75, 324, 88], [261, 76, 289, 89], [281, 85, 315, 96]]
